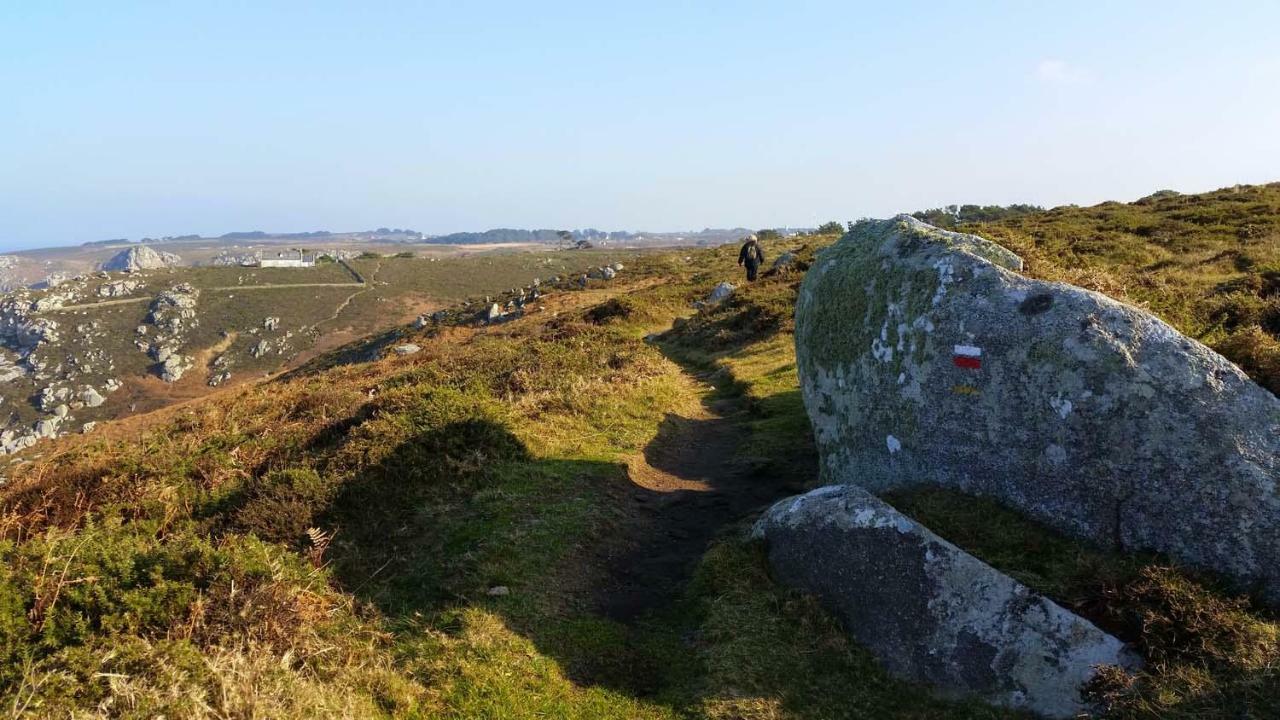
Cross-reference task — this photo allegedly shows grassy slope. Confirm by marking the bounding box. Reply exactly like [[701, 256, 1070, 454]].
[[1, 185, 1278, 718]]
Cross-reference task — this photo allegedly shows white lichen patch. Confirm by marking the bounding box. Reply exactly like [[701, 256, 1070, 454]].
[[1049, 395, 1073, 419]]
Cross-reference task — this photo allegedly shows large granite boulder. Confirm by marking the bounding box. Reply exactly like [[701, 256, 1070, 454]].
[[796, 215, 1280, 598], [753, 484, 1136, 718], [102, 246, 180, 272]]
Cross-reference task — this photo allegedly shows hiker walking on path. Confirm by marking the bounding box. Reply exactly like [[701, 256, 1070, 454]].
[[738, 234, 765, 282]]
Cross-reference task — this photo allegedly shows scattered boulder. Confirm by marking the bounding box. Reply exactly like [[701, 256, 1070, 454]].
[[263, 316, 280, 331], [34, 417, 60, 438], [159, 354, 191, 383], [80, 387, 105, 408], [393, 344, 421, 355], [753, 484, 1136, 718], [482, 303, 503, 325], [706, 281, 735, 304], [0, 355, 24, 383], [102, 246, 181, 272], [772, 251, 798, 270], [98, 280, 141, 298], [795, 215, 1280, 598], [413, 315, 430, 330]]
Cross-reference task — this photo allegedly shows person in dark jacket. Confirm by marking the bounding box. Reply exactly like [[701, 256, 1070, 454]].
[[738, 234, 765, 281]]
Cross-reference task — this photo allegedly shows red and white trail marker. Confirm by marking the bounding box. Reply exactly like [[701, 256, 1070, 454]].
[[952, 344, 982, 370]]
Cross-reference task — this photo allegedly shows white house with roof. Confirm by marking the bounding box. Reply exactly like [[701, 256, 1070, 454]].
[[258, 249, 315, 268]]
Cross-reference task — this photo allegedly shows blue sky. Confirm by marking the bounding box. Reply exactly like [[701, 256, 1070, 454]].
[[3, 1, 1279, 250]]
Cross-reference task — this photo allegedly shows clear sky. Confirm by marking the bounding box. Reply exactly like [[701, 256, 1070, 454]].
[[3, 1, 1279, 250]]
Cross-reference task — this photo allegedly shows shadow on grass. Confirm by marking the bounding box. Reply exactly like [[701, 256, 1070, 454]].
[[311, 383, 807, 709]]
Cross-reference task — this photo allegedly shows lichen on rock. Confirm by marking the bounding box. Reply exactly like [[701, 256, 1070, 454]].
[[795, 215, 1280, 599], [753, 484, 1137, 718]]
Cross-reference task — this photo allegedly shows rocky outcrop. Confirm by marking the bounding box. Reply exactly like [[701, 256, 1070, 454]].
[[102, 246, 181, 272], [98, 280, 141, 298], [795, 215, 1280, 598], [144, 284, 199, 382], [753, 484, 1136, 718]]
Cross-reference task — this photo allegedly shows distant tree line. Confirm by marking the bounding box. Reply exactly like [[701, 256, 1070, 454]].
[[911, 204, 1044, 229]]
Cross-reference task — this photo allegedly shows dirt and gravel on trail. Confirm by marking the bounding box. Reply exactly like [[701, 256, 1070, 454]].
[[594, 367, 803, 622]]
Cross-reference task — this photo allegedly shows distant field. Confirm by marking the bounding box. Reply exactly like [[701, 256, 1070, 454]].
[[1, 249, 659, 443]]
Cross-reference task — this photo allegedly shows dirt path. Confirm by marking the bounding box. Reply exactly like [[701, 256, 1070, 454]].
[[594, 362, 799, 622]]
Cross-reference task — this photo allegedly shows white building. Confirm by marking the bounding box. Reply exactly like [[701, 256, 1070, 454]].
[[258, 250, 315, 268]]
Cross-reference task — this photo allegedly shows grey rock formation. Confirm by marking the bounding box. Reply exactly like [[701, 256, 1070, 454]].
[[263, 316, 280, 331], [796, 215, 1280, 598], [159, 354, 190, 382], [102, 246, 181, 272], [753, 484, 1136, 718], [393, 344, 421, 355], [707, 281, 735, 304], [772, 251, 798, 270], [98, 280, 141, 298], [35, 417, 60, 438], [81, 387, 105, 408]]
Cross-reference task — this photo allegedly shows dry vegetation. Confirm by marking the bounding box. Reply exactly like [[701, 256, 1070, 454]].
[[0, 184, 1277, 717]]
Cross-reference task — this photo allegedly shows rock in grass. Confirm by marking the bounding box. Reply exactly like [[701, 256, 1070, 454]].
[[796, 215, 1280, 600], [707, 281, 735, 304], [753, 484, 1136, 719], [393, 344, 421, 355], [80, 387, 105, 408], [772, 251, 798, 270]]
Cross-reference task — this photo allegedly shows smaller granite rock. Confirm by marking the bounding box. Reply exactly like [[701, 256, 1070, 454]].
[[706, 281, 735, 304], [753, 484, 1137, 719], [772, 251, 798, 270], [81, 387, 106, 408], [263, 316, 280, 331], [98, 280, 141, 298], [394, 344, 421, 355], [35, 417, 60, 438]]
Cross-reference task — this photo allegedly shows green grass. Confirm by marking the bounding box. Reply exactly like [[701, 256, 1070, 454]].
[[1, 186, 1279, 718]]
